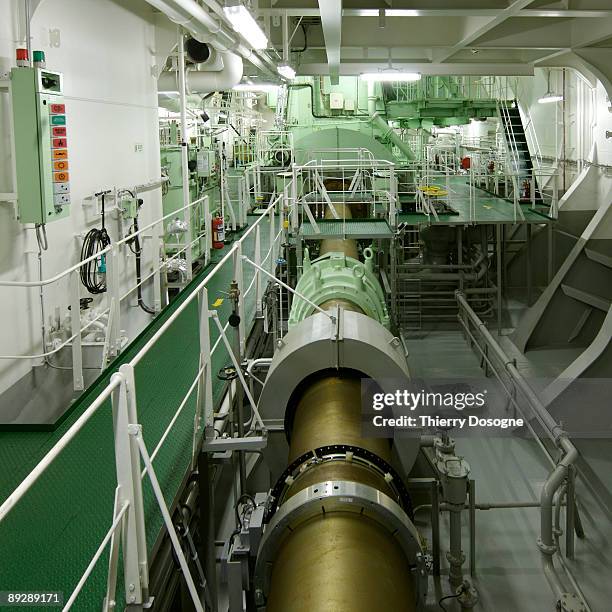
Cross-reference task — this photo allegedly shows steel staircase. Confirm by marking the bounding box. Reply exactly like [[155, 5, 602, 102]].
[[498, 100, 545, 208]]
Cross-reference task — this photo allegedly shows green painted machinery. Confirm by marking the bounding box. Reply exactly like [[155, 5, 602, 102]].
[[288, 247, 390, 329], [160, 145, 218, 260]]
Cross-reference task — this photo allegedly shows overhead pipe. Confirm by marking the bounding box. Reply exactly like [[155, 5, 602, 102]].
[[367, 79, 377, 115], [370, 111, 416, 161], [159, 51, 244, 95], [144, 0, 277, 78]]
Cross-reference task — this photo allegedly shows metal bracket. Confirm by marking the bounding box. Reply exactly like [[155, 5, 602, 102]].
[[202, 434, 268, 453]]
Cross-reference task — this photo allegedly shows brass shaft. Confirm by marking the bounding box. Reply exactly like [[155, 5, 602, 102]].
[[266, 513, 415, 612], [265, 197, 415, 612], [267, 376, 415, 612], [319, 201, 359, 261], [288, 377, 389, 464]]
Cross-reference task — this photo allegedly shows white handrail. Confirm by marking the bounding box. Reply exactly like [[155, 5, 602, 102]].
[[129, 193, 283, 367], [0, 183, 287, 609], [63, 499, 130, 611], [0, 195, 208, 288], [0, 373, 122, 522]]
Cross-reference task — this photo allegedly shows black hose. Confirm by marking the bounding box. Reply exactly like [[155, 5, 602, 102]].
[[291, 23, 308, 53], [80, 191, 111, 294], [128, 214, 156, 315]]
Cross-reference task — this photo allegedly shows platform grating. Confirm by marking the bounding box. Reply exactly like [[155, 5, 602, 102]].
[[301, 218, 393, 239]]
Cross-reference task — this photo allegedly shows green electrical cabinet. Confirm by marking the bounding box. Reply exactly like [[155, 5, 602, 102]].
[[10, 67, 70, 224], [160, 145, 218, 260]]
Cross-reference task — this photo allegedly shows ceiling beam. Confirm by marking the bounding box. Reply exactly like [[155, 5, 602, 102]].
[[571, 15, 612, 48], [297, 62, 535, 77], [260, 8, 612, 18], [532, 48, 572, 65], [318, 0, 342, 84], [433, 0, 538, 63]]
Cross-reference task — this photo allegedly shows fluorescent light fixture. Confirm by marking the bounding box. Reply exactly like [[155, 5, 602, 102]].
[[223, 4, 268, 50], [539, 69, 563, 104], [277, 64, 296, 80], [158, 90, 180, 95], [538, 93, 563, 104], [361, 72, 421, 82], [233, 83, 279, 92]]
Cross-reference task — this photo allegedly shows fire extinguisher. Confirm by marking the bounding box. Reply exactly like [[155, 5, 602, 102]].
[[212, 214, 225, 249]]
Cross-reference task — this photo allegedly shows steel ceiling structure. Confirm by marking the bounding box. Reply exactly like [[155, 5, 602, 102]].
[[260, 0, 612, 89]]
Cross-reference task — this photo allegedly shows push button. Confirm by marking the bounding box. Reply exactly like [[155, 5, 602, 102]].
[[53, 171, 69, 182], [50, 115, 66, 125], [52, 126, 67, 137], [50, 103, 66, 114], [53, 160, 69, 171], [52, 149, 68, 159], [52, 137, 68, 148], [53, 182, 70, 194], [54, 193, 70, 206]]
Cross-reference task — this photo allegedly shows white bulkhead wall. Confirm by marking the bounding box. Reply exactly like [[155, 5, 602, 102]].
[[0, 0, 162, 396]]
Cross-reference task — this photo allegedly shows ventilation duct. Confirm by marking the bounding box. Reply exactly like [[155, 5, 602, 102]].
[[158, 50, 243, 96]]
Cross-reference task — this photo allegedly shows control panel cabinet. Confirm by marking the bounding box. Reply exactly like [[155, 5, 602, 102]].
[[10, 68, 70, 224]]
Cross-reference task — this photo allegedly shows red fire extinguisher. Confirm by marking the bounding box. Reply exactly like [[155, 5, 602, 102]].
[[212, 214, 225, 249]]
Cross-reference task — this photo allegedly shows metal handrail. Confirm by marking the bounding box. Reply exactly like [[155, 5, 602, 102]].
[[0, 195, 208, 288], [455, 292, 588, 611], [0, 195, 211, 361], [0, 373, 122, 522], [130, 192, 283, 366], [0, 193, 283, 501], [0, 186, 287, 610]]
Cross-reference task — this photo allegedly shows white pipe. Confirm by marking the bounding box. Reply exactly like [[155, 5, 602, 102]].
[[367, 80, 377, 115], [196, 45, 224, 71], [159, 51, 243, 95], [144, 0, 276, 76], [177, 32, 193, 280], [158, 93, 207, 112]]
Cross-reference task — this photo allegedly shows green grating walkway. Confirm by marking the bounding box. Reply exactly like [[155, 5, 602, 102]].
[[399, 176, 553, 225], [301, 218, 393, 239], [0, 215, 271, 611]]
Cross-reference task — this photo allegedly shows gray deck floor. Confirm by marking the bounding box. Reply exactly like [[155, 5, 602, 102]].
[[404, 329, 612, 611]]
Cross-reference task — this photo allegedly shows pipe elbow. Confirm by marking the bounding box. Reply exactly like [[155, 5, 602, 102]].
[[158, 50, 243, 95]]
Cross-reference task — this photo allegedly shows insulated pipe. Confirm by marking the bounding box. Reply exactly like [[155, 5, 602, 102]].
[[159, 51, 243, 95], [367, 80, 377, 115], [157, 93, 208, 112], [144, 0, 277, 77], [370, 111, 416, 161]]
